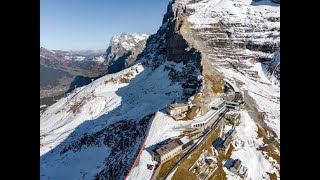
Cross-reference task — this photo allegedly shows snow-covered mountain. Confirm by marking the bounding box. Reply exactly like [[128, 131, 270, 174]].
[[40, 0, 280, 179], [106, 33, 148, 73], [40, 47, 106, 64], [70, 49, 105, 57]]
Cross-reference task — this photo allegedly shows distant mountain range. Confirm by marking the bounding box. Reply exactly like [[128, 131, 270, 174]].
[[69, 49, 105, 57], [40, 47, 107, 99]]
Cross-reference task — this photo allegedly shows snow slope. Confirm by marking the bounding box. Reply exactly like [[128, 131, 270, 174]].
[[40, 64, 144, 156], [217, 61, 280, 138], [187, 0, 279, 29], [215, 48, 280, 179], [223, 110, 279, 180], [40, 55, 198, 179], [127, 112, 190, 180]]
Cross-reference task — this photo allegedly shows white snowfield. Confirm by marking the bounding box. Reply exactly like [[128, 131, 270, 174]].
[[94, 55, 105, 63], [223, 110, 279, 180], [40, 64, 145, 156], [40, 61, 185, 154], [218, 60, 280, 139], [215, 39, 280, 180], [187, 0, 279, 31], [40, 65, 140, 179]]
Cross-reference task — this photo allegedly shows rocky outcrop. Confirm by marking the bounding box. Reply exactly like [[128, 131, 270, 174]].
[[135, 0, 226, 112], [106, 33, 148, 74], [261, 50, 280, 86], [180, 0, 280, 86], [131, 1, 205, 103]]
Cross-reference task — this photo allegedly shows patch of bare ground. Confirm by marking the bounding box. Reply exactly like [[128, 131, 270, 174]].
[[267, 172, 277, 180], [157, 155, 180, 180], [243, 90, 280, 177], [172, 126, 223, 180], [67, 96, 88, 113]]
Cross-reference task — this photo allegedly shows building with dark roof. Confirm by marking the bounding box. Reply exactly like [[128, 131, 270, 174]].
[[152, 136, 193, 164], [230, 159, 248, 178], [166, 103, 189, 118], [217, 129, 237, 155]]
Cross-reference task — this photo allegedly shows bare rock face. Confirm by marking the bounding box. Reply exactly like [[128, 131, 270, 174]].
[[133, 0, 204, 102], [181, 0, 280, 86], [167, 33, 188, 62], [106, 33, 148, 74], [260, 50, 280, 86]]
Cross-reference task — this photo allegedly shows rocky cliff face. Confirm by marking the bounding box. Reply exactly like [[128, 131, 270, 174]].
[[106, 33, 148, 74], [134, 0, 223, 111], [182, 0, 280, 86], [260, 49, 280, 85]]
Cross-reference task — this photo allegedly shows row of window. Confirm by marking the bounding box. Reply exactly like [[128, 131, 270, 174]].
[[194, 123, 205, 128]]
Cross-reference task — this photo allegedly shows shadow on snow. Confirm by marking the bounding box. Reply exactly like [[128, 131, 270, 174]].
[[40, 65, 179, 180]]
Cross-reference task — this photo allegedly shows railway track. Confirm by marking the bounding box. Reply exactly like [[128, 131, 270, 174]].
[[162, 109, 229, 179], [161, 86, 240, 179]]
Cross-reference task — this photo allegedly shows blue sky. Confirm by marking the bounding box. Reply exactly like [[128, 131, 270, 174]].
[[40, 0, 172, 51]]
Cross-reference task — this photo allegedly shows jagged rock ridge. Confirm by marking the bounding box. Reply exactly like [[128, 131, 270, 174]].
[[106, 33, 148, 74]]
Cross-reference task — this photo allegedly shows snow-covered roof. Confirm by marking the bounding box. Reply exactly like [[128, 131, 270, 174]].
[[179, 136, 191, 144], [232, 159, 242, 170], [211, 98, 225, 107]]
